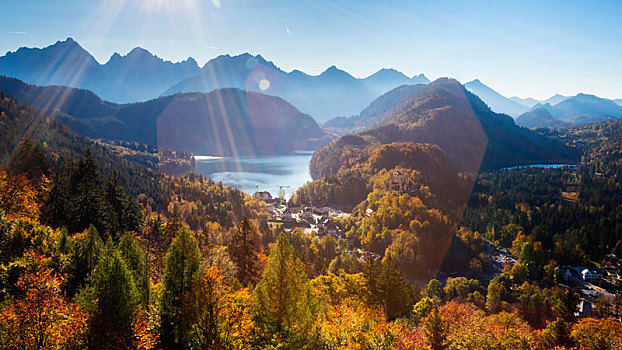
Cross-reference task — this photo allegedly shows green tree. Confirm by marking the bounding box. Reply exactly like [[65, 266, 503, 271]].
[[253, 233, 317, 336], [380, 255, 414, 319], [553, 289, 580, 323], [69, 150, 111, 236], [106, 173, 142, 240], [542, 318, 574, 349], [160, 227, 203, 349], [229, 217, 258, 285], [87, 241, 140, 349], [42, 172, 70, 229], [67, 225, 103, 297], [511, 263, 529, 285], [426, 279, 444, 301], [486, 281, 505, 314], [119, 233, 150, 307], [362, 255, 383, 306], [413, 296, 437, 323], [8, 135, 49, 184]]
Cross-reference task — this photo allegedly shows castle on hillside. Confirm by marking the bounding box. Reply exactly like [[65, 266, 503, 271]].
[[389, 170, 410, 194]]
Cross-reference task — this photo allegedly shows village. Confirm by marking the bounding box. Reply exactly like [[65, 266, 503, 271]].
[[554, 254, 622, 316], [252, 189, 349, 237], [252, 170, 412, 238]]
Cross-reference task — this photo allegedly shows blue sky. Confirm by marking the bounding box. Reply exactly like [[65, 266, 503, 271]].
[[1, 0, 621, 99]]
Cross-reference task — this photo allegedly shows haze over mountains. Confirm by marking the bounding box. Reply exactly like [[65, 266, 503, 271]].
[[463, 79, 622, 128], [3, 38, 621, 127], [0, 38, 429, 122], [162, 55, 430, 122], [516, 93, 622, 129], [0, 38, 200, 103]]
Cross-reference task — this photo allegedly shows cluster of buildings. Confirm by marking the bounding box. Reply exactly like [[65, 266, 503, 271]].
[[252, 191, 349, 238], [557, 266, 603, 284], [557, 254, 622, 287]]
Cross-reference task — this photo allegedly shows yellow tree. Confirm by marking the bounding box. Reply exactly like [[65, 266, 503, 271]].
[[571, 318, 622, 350]]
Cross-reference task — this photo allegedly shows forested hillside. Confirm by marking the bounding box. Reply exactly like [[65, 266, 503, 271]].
[[312, 78, 579, 175]]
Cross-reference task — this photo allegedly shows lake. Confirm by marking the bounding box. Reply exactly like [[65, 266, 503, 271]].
[[193, 151, 314, 199], [499, 163, 577, 171]]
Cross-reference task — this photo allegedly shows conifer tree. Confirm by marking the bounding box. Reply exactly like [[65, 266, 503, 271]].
[[160, 227, 203, 349], [42, 172, 70, 229], [553, 288, 580, 322], [229, 217, 258, 285], [253, 233, 317, 336], [88, 240, 140, 349], [542, 318, 574, 349], [379, 255, 414, 319], [362, 254, 383, 306], [106, 173, 142, 240], [119, 233, 150, 307], [67, 225, 103, 297], [8, 135, 49, 184], [69, 149, 111, 236]]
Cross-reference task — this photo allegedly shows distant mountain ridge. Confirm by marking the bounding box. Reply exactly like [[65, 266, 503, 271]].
[[0, 38, 200, 103], [464, 79, 530, 117], [0, 76, 331, 156], [0, 38, 429, 121], [516, 93, 622, 128], [163, 54, 430, 122]]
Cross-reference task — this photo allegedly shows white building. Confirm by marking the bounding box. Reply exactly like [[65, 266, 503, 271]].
[[581, 269, 602, 282]]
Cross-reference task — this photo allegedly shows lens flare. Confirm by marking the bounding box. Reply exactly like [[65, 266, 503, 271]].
[[259, 79, 270, 91]]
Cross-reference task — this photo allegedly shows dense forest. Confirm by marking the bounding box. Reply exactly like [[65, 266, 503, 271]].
[[0, 94, 621, 349], [459, 119, 622, 275]]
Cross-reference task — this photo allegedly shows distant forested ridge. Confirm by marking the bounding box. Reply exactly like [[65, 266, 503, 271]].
[[0, 77, 333, 156], [311, 78, 578, 176]]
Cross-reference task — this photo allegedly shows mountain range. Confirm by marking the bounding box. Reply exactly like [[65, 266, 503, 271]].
[[162, 55, 430, 122], [0, 38, 200, 103], [0, 38, 429, 122], [0, 76, 330, 156], [515, 93, 622, 129], [463, 79, 622, 129]]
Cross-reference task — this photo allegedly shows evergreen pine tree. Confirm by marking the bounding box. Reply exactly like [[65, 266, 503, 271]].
[[67, 225, 103, 297], [42, 172, 70, 229], [253, 233, 317, 336], [362, 254, 383, 306], [119, 233, 150, 307], [380, 255, 414, 319], [88, 240, 140, 349], [69, 149, 111, 236], [160, 227, 203, 349], [8, 135, 49, 183], [542, 318, 574, 349], [554, 289, 580, 322], [229, 217, 258, 285], [106, 173, 142, 240]]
